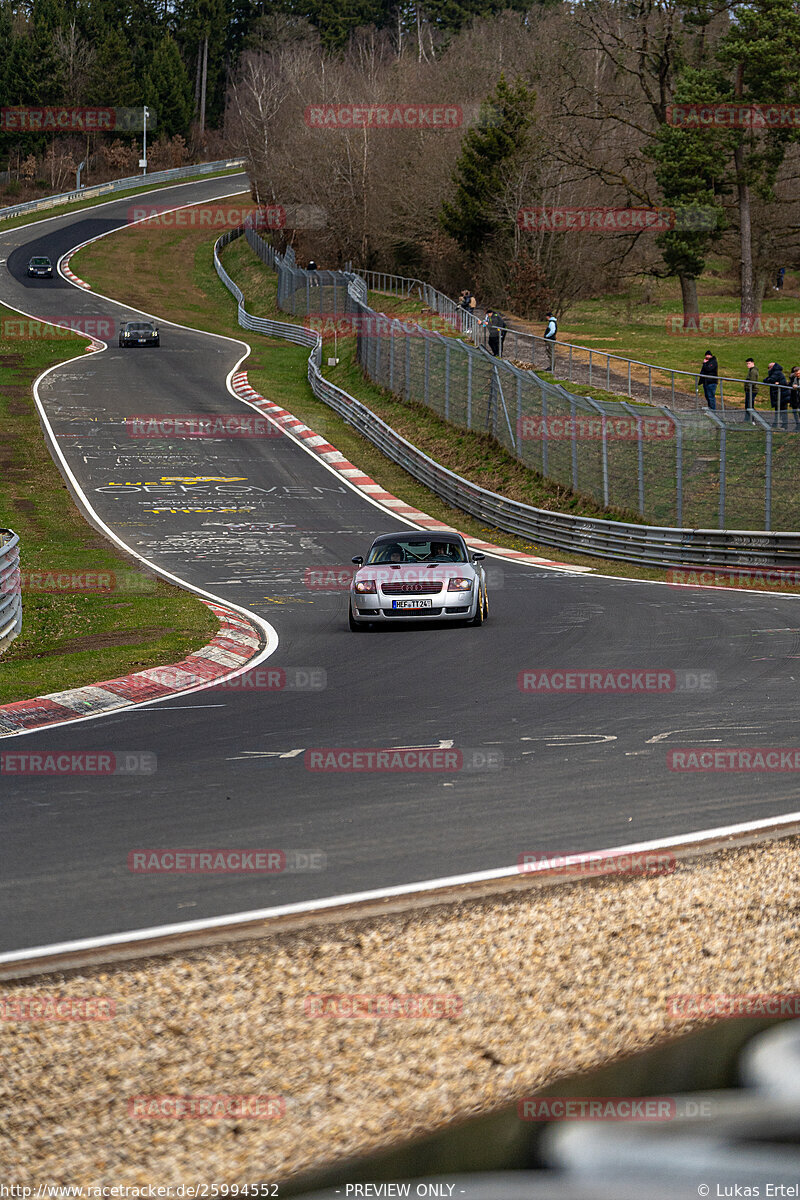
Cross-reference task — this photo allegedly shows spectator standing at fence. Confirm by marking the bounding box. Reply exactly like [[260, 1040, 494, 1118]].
[[764, 361, 789, 429], [790, 366, 800, 429], [698, 350, 719, 410], [544, 312, 557, 370], [484, 310, 499, 356], [485, 310, 507, 357], [744, 357, 759, 422], [775, 266, 786, 291], [460, 289, 472, 311]]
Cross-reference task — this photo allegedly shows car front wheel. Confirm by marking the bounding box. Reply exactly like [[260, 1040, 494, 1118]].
[[349, 606, 367, 631], [471, 587, 487, 626]]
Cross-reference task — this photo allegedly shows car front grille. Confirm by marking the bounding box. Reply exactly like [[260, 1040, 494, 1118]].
[[382, 607, 444, 616], [381, 582, 443, 595]]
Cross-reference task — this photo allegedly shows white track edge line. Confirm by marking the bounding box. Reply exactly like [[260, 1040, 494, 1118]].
[[2, 808, 800, 965], [0, 194, 280, 737]]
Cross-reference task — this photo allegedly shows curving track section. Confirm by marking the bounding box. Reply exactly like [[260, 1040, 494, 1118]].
[[2, 174, 800, 956]]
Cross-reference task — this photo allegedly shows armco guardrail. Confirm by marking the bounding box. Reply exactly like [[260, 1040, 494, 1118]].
[[214, 229, 800, 570], [0, 158, 246, 221], [0, 529, 22, 654]]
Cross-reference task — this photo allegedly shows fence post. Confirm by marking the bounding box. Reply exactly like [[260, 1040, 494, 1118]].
[[751, 408, 772, 530], [405, 334, 411, 401], [389, 322, 395, 392], [570, 394, 577, 489], [424, 336, 431, 408], [542, 385, 548, 476], [659, 406, 682, 526], [585, 396, 609, 508], [704, 409, 727, 529], [444, 340, 451, 421], [516, 374, 522, 458], [467, 354, 473, 429], [621, 401, 645, 516]]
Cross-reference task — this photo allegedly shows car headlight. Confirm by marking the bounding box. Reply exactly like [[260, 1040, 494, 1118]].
[[448, 577, 473, 591], [354, 579, 377, 594]]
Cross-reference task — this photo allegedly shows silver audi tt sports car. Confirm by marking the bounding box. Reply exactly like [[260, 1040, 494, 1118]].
[[349, 532, 487, 629]]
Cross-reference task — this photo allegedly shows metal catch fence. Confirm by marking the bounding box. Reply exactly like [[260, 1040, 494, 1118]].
[[232, 227, 800, 537]]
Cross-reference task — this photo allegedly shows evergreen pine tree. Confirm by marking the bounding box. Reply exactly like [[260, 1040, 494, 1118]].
[[439, 75, 535, 258], [143, 34, 193, 136]]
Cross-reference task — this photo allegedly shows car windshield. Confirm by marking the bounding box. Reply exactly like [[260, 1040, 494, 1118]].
[[366, 538, 467, 564], [126, 323, 154, 332], [31, 258, 49, 266]]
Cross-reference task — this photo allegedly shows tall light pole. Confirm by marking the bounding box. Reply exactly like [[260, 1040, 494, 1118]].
[[141, 105, 149, 175]]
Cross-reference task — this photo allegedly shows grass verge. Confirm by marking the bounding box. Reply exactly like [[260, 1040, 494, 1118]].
[[0, 312, 218, 705]]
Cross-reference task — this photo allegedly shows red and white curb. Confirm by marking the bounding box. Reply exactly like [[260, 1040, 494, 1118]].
[[59, 242, 92, 291], [231, 372, 589, 573], [0, 601, 263, 739]]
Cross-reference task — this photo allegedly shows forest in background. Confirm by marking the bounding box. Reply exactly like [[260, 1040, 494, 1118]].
[[2, 0, 799, 321]]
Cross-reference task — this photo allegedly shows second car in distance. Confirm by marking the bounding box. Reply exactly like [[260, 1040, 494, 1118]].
[[119, 320, 160, 347]]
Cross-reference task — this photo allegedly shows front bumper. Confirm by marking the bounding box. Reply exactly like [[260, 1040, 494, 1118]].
[[350, 591, 477, 622]]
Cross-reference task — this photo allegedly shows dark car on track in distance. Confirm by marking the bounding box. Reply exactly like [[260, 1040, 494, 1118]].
[[349, 532, 488, 629], [119, 320, 160, 347], [27, 256, 53, 278]]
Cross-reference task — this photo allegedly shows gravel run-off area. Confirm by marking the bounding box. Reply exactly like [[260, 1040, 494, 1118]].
[[2, 836, 799, 1183]]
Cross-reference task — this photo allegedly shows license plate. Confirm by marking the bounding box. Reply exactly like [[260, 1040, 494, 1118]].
[[392, 598, 432, 609], [138, 338, 147, 343]]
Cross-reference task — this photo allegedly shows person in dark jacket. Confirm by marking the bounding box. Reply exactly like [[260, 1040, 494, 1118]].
[[484, 310, 507, 357], [698, 351, 719, 409], [764, 362, 789, 429], [790, 366, 800, 430], [744, 357, 759, 422]]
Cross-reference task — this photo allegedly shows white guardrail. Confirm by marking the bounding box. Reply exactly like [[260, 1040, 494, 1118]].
[[214, 228, 800, 572], [0, 529, 21, 654], [0, 158, 246, 221]]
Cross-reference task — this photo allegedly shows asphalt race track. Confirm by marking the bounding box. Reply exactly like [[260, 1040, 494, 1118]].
[[2, 173, 800, 954]]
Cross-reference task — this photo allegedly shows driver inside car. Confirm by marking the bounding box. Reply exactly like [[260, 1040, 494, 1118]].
[[426, 541, 453, 560]]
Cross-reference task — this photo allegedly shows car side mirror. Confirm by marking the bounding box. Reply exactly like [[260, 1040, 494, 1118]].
[[351, 556, 363, 566], [471, 552, 485, 561]]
